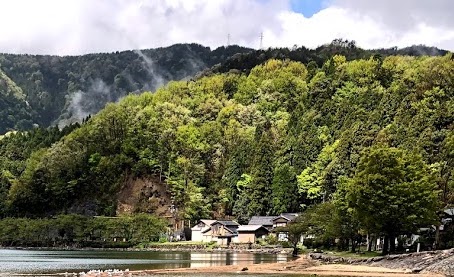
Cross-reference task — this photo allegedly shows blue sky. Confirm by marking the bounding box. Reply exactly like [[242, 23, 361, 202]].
[[290, 0, 326, 17]]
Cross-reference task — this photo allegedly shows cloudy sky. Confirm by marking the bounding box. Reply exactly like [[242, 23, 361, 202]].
[[0, 0, 453, 55]]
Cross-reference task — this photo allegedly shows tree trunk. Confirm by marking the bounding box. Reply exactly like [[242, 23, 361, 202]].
[[367, 235, 373, 252], [434, 224, 441, 250], [382, 235, 389, 255], [389, 234, 396, 253], [292, 244, 298, 257], [351, 237, 356, 253]]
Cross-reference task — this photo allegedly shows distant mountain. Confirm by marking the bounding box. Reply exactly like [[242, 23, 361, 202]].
[[0, 44, 252, 134], [200, 40, 449, 77]]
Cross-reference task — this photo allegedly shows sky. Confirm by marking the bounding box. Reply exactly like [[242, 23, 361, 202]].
[[0, 0, 453, 55]]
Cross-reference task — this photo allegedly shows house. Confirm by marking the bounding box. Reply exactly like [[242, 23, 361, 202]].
[[273, 213, 299, 228], [248, 216, 275, 230], [202, 220, 240, 246], [273, 213, 299, 241], [191, 219, 216, 242], [237, 225, 270, 243]]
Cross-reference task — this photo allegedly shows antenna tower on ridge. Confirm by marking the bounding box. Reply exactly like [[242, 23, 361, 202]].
[[259, 32, 264, 49]]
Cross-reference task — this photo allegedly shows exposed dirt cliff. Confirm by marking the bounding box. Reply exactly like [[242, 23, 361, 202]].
[[116, 175, 172, 219]]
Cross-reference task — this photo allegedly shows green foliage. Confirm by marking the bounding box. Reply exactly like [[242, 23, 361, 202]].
[[297, 140, 340, 203], [0, 69, 34, 133], [346, 145, 440, 253], [0, 214, 166, 247], [0, 53, 453, 254], [0, 42, 446, 135], [0, 44, 252, 134], [271, 164, 299, 214]]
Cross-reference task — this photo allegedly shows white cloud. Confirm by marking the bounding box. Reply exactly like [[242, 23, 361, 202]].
[[268, 7, 387, 49], [0, 0, 452, 55]]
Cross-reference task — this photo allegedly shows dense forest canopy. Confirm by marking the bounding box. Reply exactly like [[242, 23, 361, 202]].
[[0, 41, 447, 135], [1, 52, 453, 229], [0, 44, 252, 134]]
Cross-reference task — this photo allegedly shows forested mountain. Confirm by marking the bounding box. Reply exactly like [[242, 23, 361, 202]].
[[1, 53, 453, 229], [0, 41, 447, 135], [0, 68, 34, 131], [0, 44, 252, 134], [200, 40, 448, 76]]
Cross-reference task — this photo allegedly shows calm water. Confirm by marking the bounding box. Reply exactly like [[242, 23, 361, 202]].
[[0, 249, 291, 275]]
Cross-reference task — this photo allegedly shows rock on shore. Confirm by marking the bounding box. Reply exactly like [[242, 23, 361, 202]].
[[309, 248, 454, 276]]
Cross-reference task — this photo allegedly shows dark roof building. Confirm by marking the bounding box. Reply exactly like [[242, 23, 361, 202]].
[[216, 220, 240, 226], [248, 216, 275, 229], [212, 220, 240, 234]]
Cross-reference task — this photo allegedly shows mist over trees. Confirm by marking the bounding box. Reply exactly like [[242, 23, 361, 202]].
[[0, 41, 447, 134], [0, 44, 252, 134]]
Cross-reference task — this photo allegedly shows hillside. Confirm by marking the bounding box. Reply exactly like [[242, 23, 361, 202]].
[[0, 44, 252, 134], [0, 68, 34, 131], [0, 41, 447, 135], [0, 53, 453, 227]]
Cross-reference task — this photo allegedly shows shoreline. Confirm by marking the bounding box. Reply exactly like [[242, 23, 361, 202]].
[[77, 256, 444, 277], [0, 245, 293, 255], [3, 247, 451, 276]]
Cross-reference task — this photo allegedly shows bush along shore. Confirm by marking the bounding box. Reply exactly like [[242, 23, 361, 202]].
[[309, 248, 454, 276], [0, 214, 166, 248], [138, 243, 293, 254], [4, 243, 294, 255]]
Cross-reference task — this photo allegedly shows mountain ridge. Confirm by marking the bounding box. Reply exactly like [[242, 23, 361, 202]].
[[0, 43, 252, 134], [0, 41, 449, 135]]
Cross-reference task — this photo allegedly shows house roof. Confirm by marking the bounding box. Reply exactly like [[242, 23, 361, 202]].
[[238, 225, 269, 232], [201, 220, 240, 235], [215, 220, 239, 226], [274, 213, 299, 222], [201, 227, 212, 234], [281, 213, 299, 220], [248, 216, 275, 226], [191, 219, 217, 231], [201, 219, 217, 225], [224, 226, 238, 235]]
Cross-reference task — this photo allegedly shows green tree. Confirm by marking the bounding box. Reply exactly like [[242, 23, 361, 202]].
[[249, 122, 274, 216], [346, 145, 439, 254], [232, 174, 254, 224], [271, 164, 299, 214]]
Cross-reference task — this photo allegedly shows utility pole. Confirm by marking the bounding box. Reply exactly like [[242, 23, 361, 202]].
[[259, 32, 264, 49], [227, 33, 231, 46]]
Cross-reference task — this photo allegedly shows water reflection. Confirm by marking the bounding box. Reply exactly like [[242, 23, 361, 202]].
[[0, 249, 290, 274], [189, 252, 288, 268]]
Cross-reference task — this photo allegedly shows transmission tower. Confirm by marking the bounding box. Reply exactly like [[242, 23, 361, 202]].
[[259, 32, 264, 49]]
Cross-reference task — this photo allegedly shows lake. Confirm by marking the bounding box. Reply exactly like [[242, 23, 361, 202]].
[[0, 249, 291, 276]]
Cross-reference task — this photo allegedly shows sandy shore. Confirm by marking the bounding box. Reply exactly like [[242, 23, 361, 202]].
[[114, 256, 443, 277]]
